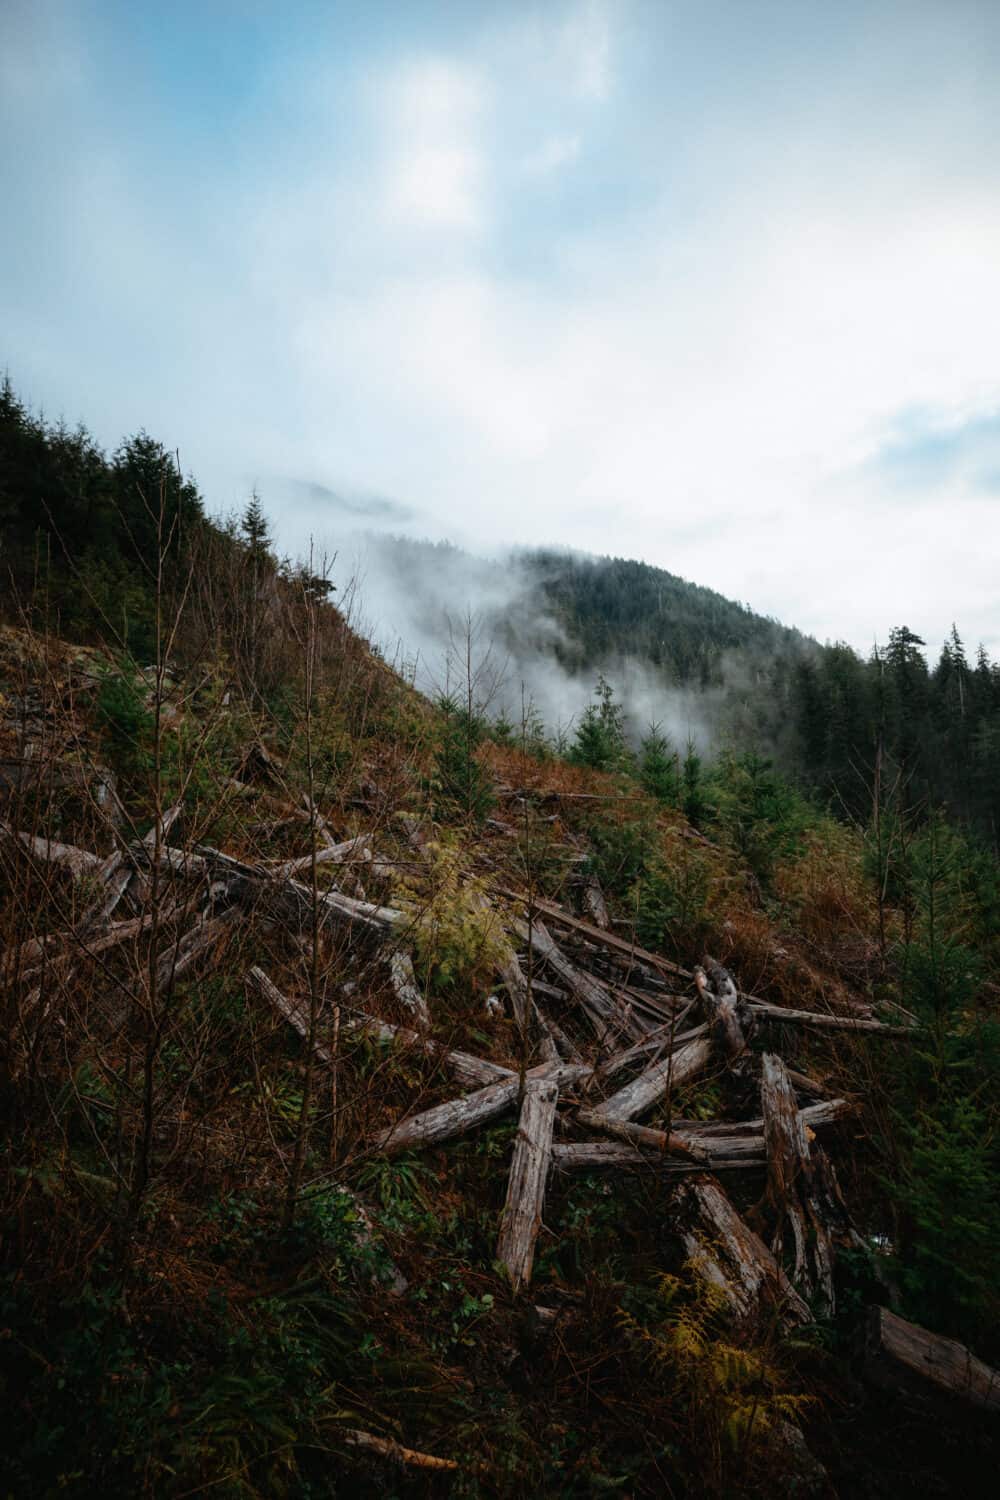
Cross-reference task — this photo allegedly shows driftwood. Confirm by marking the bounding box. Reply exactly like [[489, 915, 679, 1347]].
[[377, 1062, 588, 1157], [866, 1306, 1000, 1413], [497, 1075, 558, 1290], [676, 1175, 810, 1329]]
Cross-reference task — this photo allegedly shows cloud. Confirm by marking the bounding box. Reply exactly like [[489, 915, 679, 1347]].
[[521, 133, 581, 176], [375, 56, 487, 232], [561, 0, 614, 101], [278, 479, 418, 524]]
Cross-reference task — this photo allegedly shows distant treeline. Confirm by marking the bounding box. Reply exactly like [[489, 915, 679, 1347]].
[[3, 376, 999, 840]]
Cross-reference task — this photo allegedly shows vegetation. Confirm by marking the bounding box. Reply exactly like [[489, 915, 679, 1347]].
[[1, 380, 999, 1496]]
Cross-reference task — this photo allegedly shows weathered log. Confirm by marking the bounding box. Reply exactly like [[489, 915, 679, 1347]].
[[248, 967, 511, 1087], [387, 948, 431, 1029], [866, 1306, 1000, 1413], [246, 966, 334, 1064], [595, 1016, 704, 1087], [270, 834, 372, 879], [595, 1034, 713, 1122], [341, 1429, 457, 1471], [497, 1075, 559, 1290], [155, 906, 240, 994], [576, 1106, 712, 1162], [377, 1062, 588, 1157], [749, 1000, 914, 1036], [695, 959, 754, 1060], [1, 824, 102, 879], [518, 919, 645, 1043], [551, 1141, 761, 1172], [675, 1097, 852, 1137], [676, 1175, 811, 1329], [760, 1052, 859, 1312], [508, 891, 691, 982], [581, 876, 610, 930]]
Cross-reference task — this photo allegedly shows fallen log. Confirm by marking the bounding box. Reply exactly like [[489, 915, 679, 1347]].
[[377, 1062, 589, 1157], [341, 1429, 457, 1472], [270, 834, 373, 879], [676, 1175, 811, 1329], [155, 906, 240, 994], [247, 967, 511, 1087], [749, 1000, 914, 1036], [518, 919, 645, 1043], [866, 1306, 1000, 1413], [497, 1075, 559, 1291], [581, 876, 610, 930], [1, 825, 102, 879], [595, 1033, 713, 1122], [576, 1106, 712, 1162], [551, 1141, 761, 1172], [387, 948, 431, 1029]]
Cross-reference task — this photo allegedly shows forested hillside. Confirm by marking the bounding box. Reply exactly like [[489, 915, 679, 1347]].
[[2, 383, 999, 1497]]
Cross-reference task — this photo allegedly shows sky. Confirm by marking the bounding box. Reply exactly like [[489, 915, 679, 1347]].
[[2, 0, 1000, 659]]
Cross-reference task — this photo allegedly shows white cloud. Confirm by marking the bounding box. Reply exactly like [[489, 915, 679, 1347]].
[[375, 56, 487, 232], [561, 0, 614, 101], [521, 133, 581, 176]]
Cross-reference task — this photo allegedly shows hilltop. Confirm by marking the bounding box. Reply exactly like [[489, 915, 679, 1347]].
[[1, 384, 1000, 1497]]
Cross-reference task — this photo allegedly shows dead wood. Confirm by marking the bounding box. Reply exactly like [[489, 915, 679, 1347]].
[[341, 1429, 458, 1471], [759, 1053, 859, 1313], [675, 1174, 811, 1330], [2, 824, 103, 879], [517, 918, 645, 1044], [387, 948, 431, 1029], [865, 1306, 1000, 1413], [377, 1062, 589, 1157], [695, 959, 754, 1061], [497, 1075, 559, 1290], [594, 1033, 714, 1122]]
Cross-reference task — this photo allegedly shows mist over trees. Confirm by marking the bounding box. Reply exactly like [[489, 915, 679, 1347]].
[[3, 382, 999, 845]]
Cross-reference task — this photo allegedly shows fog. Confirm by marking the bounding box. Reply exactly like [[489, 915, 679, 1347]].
[[329, 534, 724, 752]]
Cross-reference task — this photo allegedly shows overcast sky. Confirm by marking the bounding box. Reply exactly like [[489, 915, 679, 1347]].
[[3, 0, 999, 657]]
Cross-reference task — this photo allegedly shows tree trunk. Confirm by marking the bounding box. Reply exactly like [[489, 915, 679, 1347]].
[[497, 1075, 558, 1291], [866, 1306, 1000, 1412]]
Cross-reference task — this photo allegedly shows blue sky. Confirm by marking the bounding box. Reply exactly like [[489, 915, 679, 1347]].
[[2, 0, 999, 655]]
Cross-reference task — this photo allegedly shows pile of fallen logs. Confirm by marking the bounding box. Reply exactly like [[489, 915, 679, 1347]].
[[4, 810, 998, 1417]]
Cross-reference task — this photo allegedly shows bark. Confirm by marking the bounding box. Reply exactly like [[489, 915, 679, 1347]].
[[866, 1306, 1000, 1413], [154, 906, 240, 995], [497, 1075, 559, 1291], [676, 1175, 811, 1330]]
